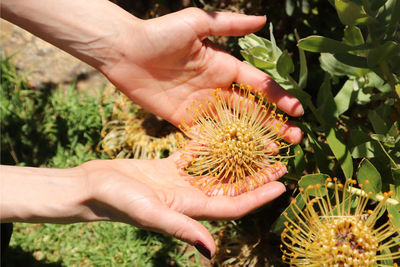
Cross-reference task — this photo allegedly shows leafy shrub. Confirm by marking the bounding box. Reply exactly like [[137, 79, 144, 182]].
[[0, 54, 113, 168], [238, 0, 400, 264]]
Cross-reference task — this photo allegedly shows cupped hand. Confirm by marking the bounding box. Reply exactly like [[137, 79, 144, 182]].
[[103, 7, 303, 144], [80, 151, 287, 258]]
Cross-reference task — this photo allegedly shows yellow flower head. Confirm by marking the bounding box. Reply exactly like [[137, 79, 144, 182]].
[[99, 92, 182, 159], [281, 178, 400, 267], [178, 84, 292, 196]]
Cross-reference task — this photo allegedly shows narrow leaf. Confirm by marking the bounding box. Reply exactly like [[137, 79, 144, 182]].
[[293, 144, 305, 175], [298, 35, 356, 53], [326, 127, 353, 178], [320, 53, 364, 77], [295, 29, 308, 89], [333, 53, 368, 69], [367, 41, 400, 67]]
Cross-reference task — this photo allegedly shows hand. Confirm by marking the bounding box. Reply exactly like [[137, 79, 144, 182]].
[[80, 152, 287, 258], [102, 8, 303, 144], [1, 2, 303, 144]]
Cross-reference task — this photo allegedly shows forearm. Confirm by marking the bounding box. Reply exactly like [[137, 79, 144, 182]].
[[0, 165, 100, 223], [0, 0, 140, 71]]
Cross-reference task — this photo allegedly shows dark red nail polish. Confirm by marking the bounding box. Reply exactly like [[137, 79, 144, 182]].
[[194, 241, 211, 260]]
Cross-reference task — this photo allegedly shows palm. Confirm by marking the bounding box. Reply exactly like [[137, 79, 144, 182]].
[[106, 14, 237, 125], [84, 151, 286, 222], [104, 8, 303, 132]]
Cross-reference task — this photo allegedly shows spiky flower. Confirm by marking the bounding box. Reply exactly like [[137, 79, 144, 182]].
[[178, 84, 292, 196], [281, 178, 400, 267], [99, 92, 182, 159]]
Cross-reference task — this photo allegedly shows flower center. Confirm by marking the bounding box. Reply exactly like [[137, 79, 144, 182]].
[[313, 216, 378, 266], [209, 121, 261, 176]]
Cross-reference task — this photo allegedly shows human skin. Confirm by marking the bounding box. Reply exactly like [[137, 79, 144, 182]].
[[0, 0, 303, 258]]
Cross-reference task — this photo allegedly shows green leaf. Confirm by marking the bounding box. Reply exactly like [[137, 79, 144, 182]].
[[333, 53, 368, 69], [351, 141, 381, 158], [354, 85, 373, 104], [387, 203, 400, 229], [334, 79, 356, 115], [369, 0, 387, 11], [368, 109, 390, 134], [298, 35, 356, 53], [367, 41, 400, 67], [326, 127, 354, 178], [380, 249, 394, 266], [364, 71, 385, 88], [392, 167, 400, 200], [269, 23, 282, 61], [357, 158, 382, 195], [298, 173, 330, 196], [343, 25, 364, 46], [238, 34, 270, 50], [317, 74, 338, 125], [295, 29, 308, 90], [270, 192, 305, 234], [241, 51, 276, 70], [293, 144, 305, 175], [285, 0, 295, 16], [276, 50, 295, 77], [396, 84, 400, 98], [334, 0, 375, 25], [389, 0, 400, 37], [300, 124, 331, 174], [320, 53, 366, 77]]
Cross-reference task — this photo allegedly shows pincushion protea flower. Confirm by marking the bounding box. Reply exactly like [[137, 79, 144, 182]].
[[177, 84, 292, 196], [99, 92, 182, 159], [281, 178, 400, 267]]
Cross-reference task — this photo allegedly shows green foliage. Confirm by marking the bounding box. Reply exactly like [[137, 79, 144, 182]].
[[1, 56, 206, 266], [8, 222, 201, 267], [240, 0, 400, 262], [0, 54, 113, 168]]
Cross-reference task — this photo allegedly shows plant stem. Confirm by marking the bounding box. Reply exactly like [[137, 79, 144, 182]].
[[287, 74, 326, 126], [327, 182, 399, 205]]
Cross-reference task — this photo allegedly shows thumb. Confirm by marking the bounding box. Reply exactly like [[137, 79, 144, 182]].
[[148, 205, 215, 259]]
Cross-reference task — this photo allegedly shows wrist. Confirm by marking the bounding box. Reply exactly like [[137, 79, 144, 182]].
[[0, 165, 94, 223]]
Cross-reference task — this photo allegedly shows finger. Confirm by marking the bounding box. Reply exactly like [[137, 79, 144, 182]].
[[181, 8, 266, 39], [235, 60, 304, 117], [146, 205, 216, 259], [206, 11, 266, 37], [188, 162, 287, 197], [196, 181, 286, 220]]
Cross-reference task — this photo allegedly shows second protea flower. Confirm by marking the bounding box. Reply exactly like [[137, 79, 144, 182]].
[[177, 84, 292, 196], [281, 178, 400, 266]]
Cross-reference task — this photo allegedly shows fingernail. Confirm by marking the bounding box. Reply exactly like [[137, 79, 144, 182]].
[[194, 241, 211, 260]]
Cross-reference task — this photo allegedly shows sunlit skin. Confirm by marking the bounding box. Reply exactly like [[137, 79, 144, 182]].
[[281, 178, 400, 267], [102, 8, 304, 135]]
